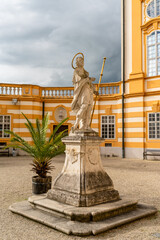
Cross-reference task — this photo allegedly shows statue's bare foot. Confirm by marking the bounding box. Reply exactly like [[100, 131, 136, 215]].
[[79, 126, 85, 131], [86, 126, 92, 131], [79, 126, 92, 131], [71, 125, 78, 133]]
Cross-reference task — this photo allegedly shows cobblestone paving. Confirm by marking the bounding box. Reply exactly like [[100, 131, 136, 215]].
[[0, 155, 160, 240]]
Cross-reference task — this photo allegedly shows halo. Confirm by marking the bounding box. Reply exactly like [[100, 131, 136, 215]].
[[71, 52, 84, 69]]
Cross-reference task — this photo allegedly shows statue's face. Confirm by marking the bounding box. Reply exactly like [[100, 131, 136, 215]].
[[76, 57, 84, 67]]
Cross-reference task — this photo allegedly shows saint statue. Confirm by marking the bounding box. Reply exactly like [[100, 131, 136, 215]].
[[71, 53, 98, 132]]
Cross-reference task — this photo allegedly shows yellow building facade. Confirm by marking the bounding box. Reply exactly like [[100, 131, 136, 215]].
[[0, 0, 160, 159], [0, 82, 122, 157], [121, 0, 160, 158]]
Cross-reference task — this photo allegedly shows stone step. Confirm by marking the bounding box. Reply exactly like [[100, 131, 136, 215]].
[[28, 195, 138, 222], [9, 200, 157, 236]]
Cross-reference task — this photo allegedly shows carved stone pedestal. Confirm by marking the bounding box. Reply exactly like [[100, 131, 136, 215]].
[[47, 130, 120, 207]]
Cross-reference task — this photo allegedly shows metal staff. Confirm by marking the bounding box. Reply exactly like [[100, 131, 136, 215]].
[[90, 57, 106, 126]]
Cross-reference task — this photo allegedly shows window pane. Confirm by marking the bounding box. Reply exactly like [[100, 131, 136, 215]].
[[157, 122, 160, 138], [102, 116, 105, 123], [4, 124, 10, 130], [4, 116, 10, 123], [0, 116, 3, 123], [111, 116, 115, 123], [157, 58, 160, 75], [147, 1, 155, 18], [148, 59, 156, 76], [102, 125, 107, 138], [4, 124, 10, 137], [111, 124, 115, 138], [102, 116, 108, 123], [148, 45, 156, 58], [157, 44, 160, 57], [0, 124, 2, 137], [157, 0, 160, 16], [4, 133, 10, 138], [109, 116, 112, 123], [147, 32, 156, 45], [149, 123, 155, 129], [149, 113, 155, 121], [157, 32, 160, 43]]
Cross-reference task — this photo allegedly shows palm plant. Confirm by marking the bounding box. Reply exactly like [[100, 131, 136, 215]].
[[5, 113, 68, 178]]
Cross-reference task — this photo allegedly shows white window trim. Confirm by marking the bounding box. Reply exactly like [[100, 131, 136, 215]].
[[148, 112, 160, 139], [101, 115, 116, 139], [0, 115, 11, 138]]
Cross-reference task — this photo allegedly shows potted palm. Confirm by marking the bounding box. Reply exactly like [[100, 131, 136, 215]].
[[5, 113, 68, 194]]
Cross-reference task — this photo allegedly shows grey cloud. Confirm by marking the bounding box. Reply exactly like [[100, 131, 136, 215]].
[[0, 0, 121, 86]]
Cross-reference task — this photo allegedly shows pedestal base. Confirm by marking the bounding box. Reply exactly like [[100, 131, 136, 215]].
[[47, 130, 120, 206], [47, 188, 119, 207], [9, 195, 157, 236]]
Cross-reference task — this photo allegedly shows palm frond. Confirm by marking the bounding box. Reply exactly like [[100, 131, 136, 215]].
[[52, 129, 68, 144], [5, 112, 68, 178]]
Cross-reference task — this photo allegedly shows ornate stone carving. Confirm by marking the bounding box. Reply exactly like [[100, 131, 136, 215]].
[[54, 106, 67, 123], [87, 147, 98, 165], [66, 148, 79, 164]]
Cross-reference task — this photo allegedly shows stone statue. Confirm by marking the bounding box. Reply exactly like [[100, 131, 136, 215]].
[[46, 55, 120, 207], [71, 53, 98, 132]]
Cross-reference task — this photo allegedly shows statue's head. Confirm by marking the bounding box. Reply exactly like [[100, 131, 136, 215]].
[[76, 57, 84, 68]]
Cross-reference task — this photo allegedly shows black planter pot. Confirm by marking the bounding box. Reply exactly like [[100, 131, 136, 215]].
[[32, 176, 52, 194]]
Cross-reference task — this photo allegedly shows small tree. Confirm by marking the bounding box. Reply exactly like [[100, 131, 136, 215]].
[[5, 113, 68, 178]]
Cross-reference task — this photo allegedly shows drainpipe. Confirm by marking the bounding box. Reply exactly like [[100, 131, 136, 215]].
[[42, 101, 45, 119], [122, 0, 125, 158]]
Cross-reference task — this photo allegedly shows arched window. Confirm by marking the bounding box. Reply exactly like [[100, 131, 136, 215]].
[[147, 31, 160, 76], [147, 0, 160, 18]]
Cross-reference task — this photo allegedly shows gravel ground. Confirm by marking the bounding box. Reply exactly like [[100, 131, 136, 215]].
[[0, 154, 160, 240]]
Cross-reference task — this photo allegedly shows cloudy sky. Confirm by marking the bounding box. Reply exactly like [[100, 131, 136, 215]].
[[0, 0, 121, 87]]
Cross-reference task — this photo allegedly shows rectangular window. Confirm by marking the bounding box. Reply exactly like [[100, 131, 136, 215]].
[[148, 113, 160, 139], [147, 31, 160, 77], [101, 115, 115, 139], [0, 115, 11, 138]]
